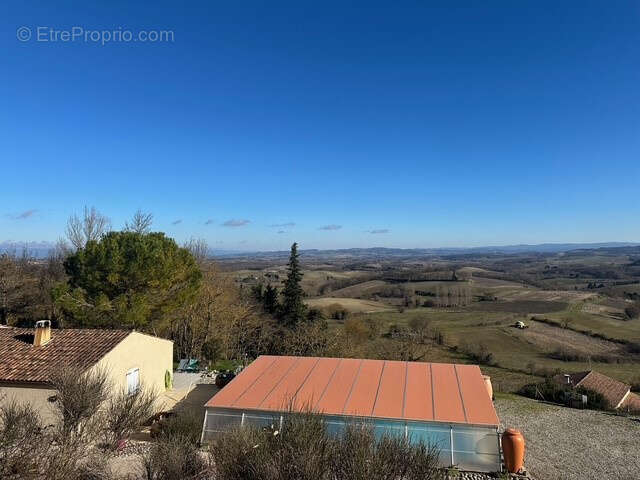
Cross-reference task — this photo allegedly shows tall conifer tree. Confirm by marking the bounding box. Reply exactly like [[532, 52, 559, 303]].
[[280, 242, 306, 326]]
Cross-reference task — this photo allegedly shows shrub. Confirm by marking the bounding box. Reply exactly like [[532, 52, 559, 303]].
[[157, 410, 203, 446], [331, 424, 439, 480], [519, 378, 569, 404], [324, 303, 349, 320], [102, 386, 157, 448], [211, 412, 440, 480], [547, 347, 587, 363], [627, 342, 640, 355], [212, 412, 332, 480], [0, 394, 117, 480], [519, 380, 613, 411], [1, 367, 157, 480], [460, 343, 494, 366], [624, 303, 640, 320], [408, 317, 430, 343], [576, 387, 610, 410], [0, 401, 46, 478], [142, 435, 209, 480], [49, 366, 110, 438]]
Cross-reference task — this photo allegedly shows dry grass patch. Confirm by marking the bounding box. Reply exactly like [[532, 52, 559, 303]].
[[305, 297, 393, 313]]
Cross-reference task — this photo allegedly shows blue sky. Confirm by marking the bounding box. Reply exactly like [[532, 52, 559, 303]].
[[1, 1, 639, 251]]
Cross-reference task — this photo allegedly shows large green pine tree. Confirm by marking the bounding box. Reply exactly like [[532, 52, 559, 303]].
[[57, 231, 201, 330], [279, 242, 306, 327]]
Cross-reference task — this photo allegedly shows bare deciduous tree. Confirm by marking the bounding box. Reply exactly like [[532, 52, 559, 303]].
[[66, 206, 111, 250], [125, 209, 154, 234], [183, 237, 209, 265]]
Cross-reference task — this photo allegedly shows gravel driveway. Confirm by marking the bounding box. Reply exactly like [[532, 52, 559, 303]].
[[495, 394, 640, 480]]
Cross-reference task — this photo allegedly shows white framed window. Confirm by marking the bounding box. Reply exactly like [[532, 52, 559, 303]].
[[126, 368, 140, 395]]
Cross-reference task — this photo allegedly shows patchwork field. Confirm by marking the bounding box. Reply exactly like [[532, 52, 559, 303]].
[[222, 246, 640, 392], [305, 297, 393, 313], [517, 320, 624, 356], [467, 300, 568, 313]]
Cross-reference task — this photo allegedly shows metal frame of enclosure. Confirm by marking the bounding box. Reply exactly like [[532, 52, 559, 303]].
[[201, 356, 501, 473]]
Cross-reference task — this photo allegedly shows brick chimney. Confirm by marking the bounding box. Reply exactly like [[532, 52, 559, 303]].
[[34, 320, 51, 347]]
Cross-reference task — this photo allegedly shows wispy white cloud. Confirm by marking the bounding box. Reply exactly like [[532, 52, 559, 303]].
[[204, 219, 215, 225], [319, 224, 342, 231], [172, 219, 182, 225], [368, 229, 390, 234], [9, 209, 38, 220], [277, 230, 286, 234], [223, 219, 250, 227]]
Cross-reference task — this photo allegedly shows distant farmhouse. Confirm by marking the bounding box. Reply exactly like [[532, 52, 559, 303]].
[[555, 370, 640, 412], [0, 321, 173, 422]]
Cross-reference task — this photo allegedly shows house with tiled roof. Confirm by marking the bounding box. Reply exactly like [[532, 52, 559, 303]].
[[0, 321, 173, 422], [554, 370, 640, 412]]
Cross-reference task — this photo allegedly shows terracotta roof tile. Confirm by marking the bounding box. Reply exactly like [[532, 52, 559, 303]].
[[0, 327, 131, 383], [576, 371, 630, 408]]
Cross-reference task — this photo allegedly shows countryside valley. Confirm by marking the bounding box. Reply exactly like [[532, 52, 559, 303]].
[[223, 245, 640, 394]]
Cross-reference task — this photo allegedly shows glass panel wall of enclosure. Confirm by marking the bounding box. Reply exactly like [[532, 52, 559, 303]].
[[201, 408, 501, 473]]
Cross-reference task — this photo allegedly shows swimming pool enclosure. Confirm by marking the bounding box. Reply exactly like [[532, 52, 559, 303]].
[[201, 407, 501, 473]]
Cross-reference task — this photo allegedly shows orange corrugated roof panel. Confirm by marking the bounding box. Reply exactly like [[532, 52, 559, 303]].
[[292, 357, 341, 411], [260, 356, 320, 410], [431, 363, 466, 423], [205, 355, 499, 426], [343, 359, 384, 416], [372, 360, 406, 419], [231, 356, 298, 409], [455, 364, 499, 425], [315, 358, 361, 414], [403, 361, 433, 421]]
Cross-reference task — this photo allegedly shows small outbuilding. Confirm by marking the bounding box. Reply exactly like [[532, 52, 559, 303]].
[[0, 321, 173, 422], [554, 370, 640, 412], [201, 355, 501, 473]]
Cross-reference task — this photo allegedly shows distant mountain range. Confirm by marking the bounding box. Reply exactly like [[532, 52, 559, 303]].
[[2, 241, 639, 259], [0, 241, 56, 258], [215, 242, 640, 259]]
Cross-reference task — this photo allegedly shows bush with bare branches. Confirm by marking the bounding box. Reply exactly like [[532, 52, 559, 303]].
[[0, 401, 47, 478], [1, 367, 158, 479], [142, 435, 210, 480], [101, 386, 157, 448], [49, 366, 111, 438], [210, 412, 441, 480]]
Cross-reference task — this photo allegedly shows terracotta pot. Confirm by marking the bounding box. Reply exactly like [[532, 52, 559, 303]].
[[502, 428, 525, 473], [483, 374, 493, 400]]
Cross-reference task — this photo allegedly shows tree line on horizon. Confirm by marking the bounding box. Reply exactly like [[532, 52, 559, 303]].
[[1, 206, 445, 364], [0, 206, 343, 362]]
